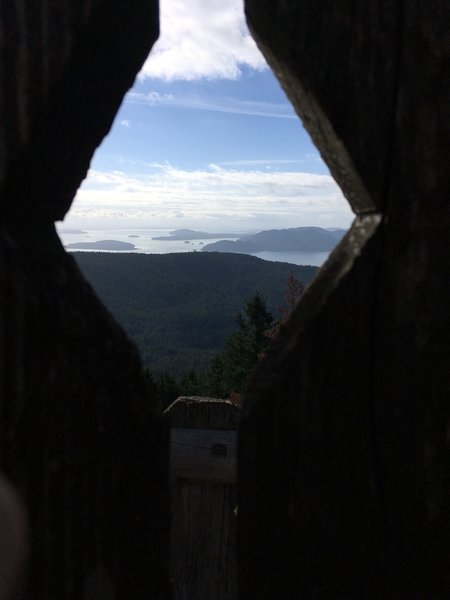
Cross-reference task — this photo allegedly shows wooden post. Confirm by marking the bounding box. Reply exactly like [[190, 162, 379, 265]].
[[165, 396, 240, 600]]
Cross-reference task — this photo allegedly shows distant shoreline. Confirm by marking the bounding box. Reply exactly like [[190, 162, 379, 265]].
[[152, 228, 244, 241], [58, 228, 87, 234], [59, 226, 346, 267], [65, 239, 135, 251]]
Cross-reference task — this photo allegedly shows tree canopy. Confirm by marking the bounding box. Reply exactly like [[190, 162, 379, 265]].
[[207, 293, 274, 398]]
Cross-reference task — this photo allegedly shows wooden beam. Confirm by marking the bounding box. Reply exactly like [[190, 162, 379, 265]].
[[165, 396, 239, 599], [170, 428, 237, 484]]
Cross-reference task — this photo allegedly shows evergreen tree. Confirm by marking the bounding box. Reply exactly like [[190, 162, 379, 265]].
[[208, 293, 274, 398], [179, 369, 206, 396], [279, 272, 304, 320], [143, 367, 160, 405], [154, 371, 180, 410], [269, 272, 305, 339], [206, 355, 227, 398]]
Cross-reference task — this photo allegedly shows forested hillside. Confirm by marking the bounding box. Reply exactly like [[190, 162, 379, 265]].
[[74, 252, 318, 375], [202, 226, 346, 253]]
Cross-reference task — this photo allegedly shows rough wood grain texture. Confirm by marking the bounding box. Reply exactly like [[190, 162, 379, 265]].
[[166, 396, 240, 430], [0, 229, 171, 599], [245, 1, 402, 214], [0, 0, 159, 223], [166, 397, 239, 599], [170, 428, 237, 483], [240, 2, 450, 598], [0, 1, 171, 598]]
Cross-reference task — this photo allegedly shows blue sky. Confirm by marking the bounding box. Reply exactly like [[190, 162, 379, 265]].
[[65, 0, 352, 233]]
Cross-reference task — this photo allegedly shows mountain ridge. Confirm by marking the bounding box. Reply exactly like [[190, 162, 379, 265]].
[[202, 226, 346, 253]]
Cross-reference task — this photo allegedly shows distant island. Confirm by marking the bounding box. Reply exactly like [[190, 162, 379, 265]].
[[152, 228, 242, 241], [58, 228, 87, 234], [65, 240, 135, 251], [202, 227, 346, 254]]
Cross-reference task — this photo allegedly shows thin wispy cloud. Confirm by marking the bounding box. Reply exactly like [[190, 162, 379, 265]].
[[139, 0, 266, 81], [119, 119, 132, 128], [217, 159, 307, 167], [126, 90, 295, 119]]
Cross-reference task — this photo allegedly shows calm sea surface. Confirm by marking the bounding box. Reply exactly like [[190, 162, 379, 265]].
[[57, 228, 331, 267]]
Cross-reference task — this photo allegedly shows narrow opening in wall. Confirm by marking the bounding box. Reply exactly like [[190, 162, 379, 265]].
[[57, 0, 352, 397], [54, 0, 355, 596]]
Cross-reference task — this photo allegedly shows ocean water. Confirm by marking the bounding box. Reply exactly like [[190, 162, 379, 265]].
[[57, 228, 331, 267], [251, 250, 330, 267]]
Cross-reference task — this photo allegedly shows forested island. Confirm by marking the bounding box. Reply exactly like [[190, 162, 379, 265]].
[[74, 252, 318, 378], [202, 226, 346, 253], [66, 239, 136, 250], [153, 226, 347, 251]]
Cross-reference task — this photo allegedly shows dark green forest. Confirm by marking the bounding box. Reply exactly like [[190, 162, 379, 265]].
[[74, 251, 317, 378]]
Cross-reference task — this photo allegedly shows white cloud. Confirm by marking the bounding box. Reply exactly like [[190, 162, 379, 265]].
[[139, 0, 266, 81], [217, 159, 307, 167], [67, 163, 353, 230], [126, 90, 296, 119], [119, 119, 132, 127]]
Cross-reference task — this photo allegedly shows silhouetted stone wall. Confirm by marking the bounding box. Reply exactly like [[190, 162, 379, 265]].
[[240, 2, 449, 598], [0, 1, 171, 598]]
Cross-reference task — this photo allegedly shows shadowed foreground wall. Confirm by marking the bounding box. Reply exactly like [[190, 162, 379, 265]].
[[0, 1, 171, 597], [240, 2, 449, 598], [1, 1, 448, 598]]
